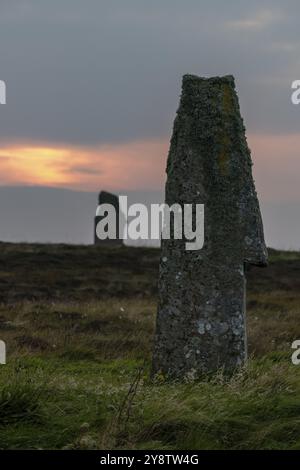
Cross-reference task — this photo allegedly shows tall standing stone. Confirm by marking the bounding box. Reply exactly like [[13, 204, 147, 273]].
[[152, 75, 267, 380], [94, 191, 123, 246]]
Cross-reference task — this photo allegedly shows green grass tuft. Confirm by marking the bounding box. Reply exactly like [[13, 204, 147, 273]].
[[0, 243, 300, 449]]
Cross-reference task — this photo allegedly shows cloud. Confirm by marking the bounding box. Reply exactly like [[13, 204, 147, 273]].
[[0, 0, 299, 148], [69, 165, 102, 175], [226, 8, 282, 31], [0, 138, 168, 191], [1, 131, 299, 208]]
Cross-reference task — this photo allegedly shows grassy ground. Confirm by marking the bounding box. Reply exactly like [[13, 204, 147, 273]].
[[0, 243, 300, 449]]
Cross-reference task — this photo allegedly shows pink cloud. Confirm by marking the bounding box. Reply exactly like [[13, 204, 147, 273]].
[[0, 134, 299, 205], [0, 139, 168, 191]]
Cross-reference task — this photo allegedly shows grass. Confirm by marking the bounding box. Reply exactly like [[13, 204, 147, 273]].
[[0, 243, 300, 449]]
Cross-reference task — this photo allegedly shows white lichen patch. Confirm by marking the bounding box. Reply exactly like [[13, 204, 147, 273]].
[[244, 236, 252, 246], [197, 321, 206, 334]]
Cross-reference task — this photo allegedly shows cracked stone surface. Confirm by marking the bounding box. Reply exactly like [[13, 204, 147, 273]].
[[152, 74, 268, 380]]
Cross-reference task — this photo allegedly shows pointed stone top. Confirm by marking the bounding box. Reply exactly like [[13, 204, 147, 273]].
[[98, 191, 119, 207], [168, 73, 268, 267], [182, 74, 235, 84]]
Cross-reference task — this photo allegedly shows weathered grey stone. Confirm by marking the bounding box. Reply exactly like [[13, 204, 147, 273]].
[[94, 191, 123, 246], [152, 74, 267, 380]]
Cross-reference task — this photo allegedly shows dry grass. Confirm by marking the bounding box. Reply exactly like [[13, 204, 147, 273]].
[[0, 243, 300, 449]]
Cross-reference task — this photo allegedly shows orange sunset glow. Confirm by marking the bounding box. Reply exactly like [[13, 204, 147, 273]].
[[0, 139, 168, 191], [0, 134, 299, 201]]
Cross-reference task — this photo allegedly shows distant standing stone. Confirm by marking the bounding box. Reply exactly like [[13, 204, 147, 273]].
[[152, 75, 267, 380], [94, 191, 123, 246]]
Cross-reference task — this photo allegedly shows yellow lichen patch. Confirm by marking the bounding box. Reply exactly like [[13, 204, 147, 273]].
[[222, 83, 234, 115], [218, 133, 231, 176]]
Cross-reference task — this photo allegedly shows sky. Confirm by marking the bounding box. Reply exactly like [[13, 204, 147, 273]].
[[0, 1, 300, 247]]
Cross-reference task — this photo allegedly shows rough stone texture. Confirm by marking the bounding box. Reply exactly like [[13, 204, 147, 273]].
[[152, 75, 268, 380], [94, 191, 123, 246]]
